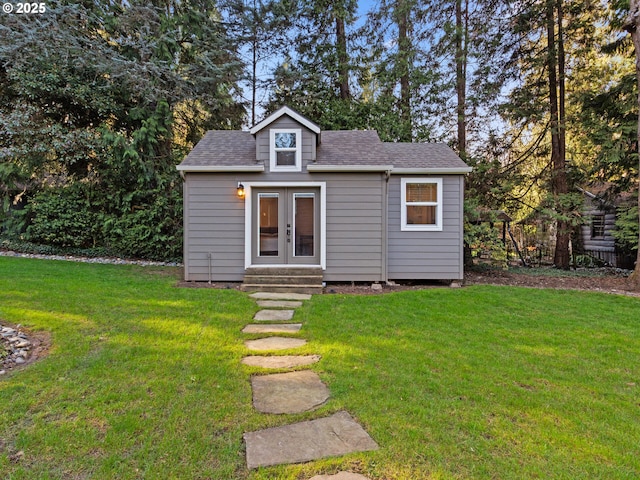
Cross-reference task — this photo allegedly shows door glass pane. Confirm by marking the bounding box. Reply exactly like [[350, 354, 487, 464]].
[[259, 194, 278, 256], [294, 194, 314, 257]]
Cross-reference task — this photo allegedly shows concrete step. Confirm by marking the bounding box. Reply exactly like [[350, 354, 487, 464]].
[[242, 267, 323, 294], [243, 274, 323, 286], [241, 284, 323, 295], [245, 267, 323, 277]]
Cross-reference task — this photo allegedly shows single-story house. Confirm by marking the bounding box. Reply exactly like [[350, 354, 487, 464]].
[[177, 106, 472, 288]]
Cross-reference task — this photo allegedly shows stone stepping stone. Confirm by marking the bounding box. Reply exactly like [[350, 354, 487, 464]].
[[250, 292, 312, 301], [244, 411, 379, 469], [245, 337, 307, 351], [254, 309, 295, 321], [251, 370, 330, 414], [256, 300, 303, 309], [242, 324, 302, 334], [241, 355, 321, 369], [309, 473, 372, 480]]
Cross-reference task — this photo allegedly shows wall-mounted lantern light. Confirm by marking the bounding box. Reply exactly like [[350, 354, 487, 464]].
[[237, 182, 245, 198]]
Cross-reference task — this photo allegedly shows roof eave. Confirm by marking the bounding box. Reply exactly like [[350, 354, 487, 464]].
[[176, 165, 265, 173], [391, 167, 473, 174], [249, 106, 321, 135], [307, 164, 394, 172]]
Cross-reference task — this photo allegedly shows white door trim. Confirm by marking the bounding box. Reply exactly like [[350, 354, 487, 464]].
[[244, 182, 326, 270]]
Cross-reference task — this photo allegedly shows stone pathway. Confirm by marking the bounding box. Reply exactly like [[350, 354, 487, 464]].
[[242, 323, 302, 334], [244, 337, 307, 351], [241, 292, 378, 477], [251, 370, 330, 414], [244, 411, 379, 469]]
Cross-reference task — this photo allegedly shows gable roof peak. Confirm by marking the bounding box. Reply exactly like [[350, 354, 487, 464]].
[[249, 106, 321, 135]]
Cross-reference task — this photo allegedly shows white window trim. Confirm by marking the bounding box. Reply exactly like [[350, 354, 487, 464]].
[[401, 177, 443, 231], [270, 128, 302, 172]]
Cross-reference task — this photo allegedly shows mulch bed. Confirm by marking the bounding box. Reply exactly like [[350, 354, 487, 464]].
[[178, 268, 640, 296], [464, 269, 639, 296]]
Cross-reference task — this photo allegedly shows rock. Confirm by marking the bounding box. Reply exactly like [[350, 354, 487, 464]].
[[244, 411, 379, 469], [371, 283, 382, 291], [244, 337, 307, 351], [251, 370, 330, 414], [256, 300, 303, 308], [14, 357, 25, 365], [242, 323, 302, 334], [242, 355, 321, 369], [0, 370, 5, 375], [253, 309, 295, 322]]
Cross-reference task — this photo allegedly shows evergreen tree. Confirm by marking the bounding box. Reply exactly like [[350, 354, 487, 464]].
[[622, 0, 640, 287], [265, 0, 362, 129], [501, 0, 604, 269], [0, 0, 244, 259]]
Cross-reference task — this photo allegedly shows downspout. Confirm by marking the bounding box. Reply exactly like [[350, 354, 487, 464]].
[[382, 170, 391, 283], [182, 173, 189, 281], [207, 252, 213, 284]]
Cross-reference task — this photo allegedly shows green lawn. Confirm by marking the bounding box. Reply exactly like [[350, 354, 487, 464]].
[[1, 257, 639, 479]]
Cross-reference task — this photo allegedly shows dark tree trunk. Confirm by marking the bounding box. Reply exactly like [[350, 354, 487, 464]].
[[455, 0, 467, 159], [335, 15, 351, 100], [547, 0, 570, 269], [624, 0, 640, 289], [251, 34, 257, 126], [397, 2, 412, 141]]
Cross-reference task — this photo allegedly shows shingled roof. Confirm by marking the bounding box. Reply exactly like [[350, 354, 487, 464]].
[[383, 142, 470, 171], [178, 131, 258, 170], [177, 122, 471, 173], [316, 130, 390, 166]]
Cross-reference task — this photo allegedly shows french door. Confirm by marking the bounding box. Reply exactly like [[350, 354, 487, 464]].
[[252, 187, 320, 265]]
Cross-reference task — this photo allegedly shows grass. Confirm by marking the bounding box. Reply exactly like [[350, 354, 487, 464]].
[[1, 257, 639, 479]]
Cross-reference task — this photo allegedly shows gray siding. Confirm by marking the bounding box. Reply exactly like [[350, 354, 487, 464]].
[[324, 174, 384, 281], [254, 116, 316, 168], [387, 175, 464, 280], [182, 171, 386, 282], [183, 174, 247, 281]]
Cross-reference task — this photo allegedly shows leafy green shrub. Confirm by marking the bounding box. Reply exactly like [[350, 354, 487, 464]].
[[612, 206, 638, 254], [464, 199, 508, 267], [27, 188, 98, 248], [102, 193, 182, 261], [573, 254, 606, 268]]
